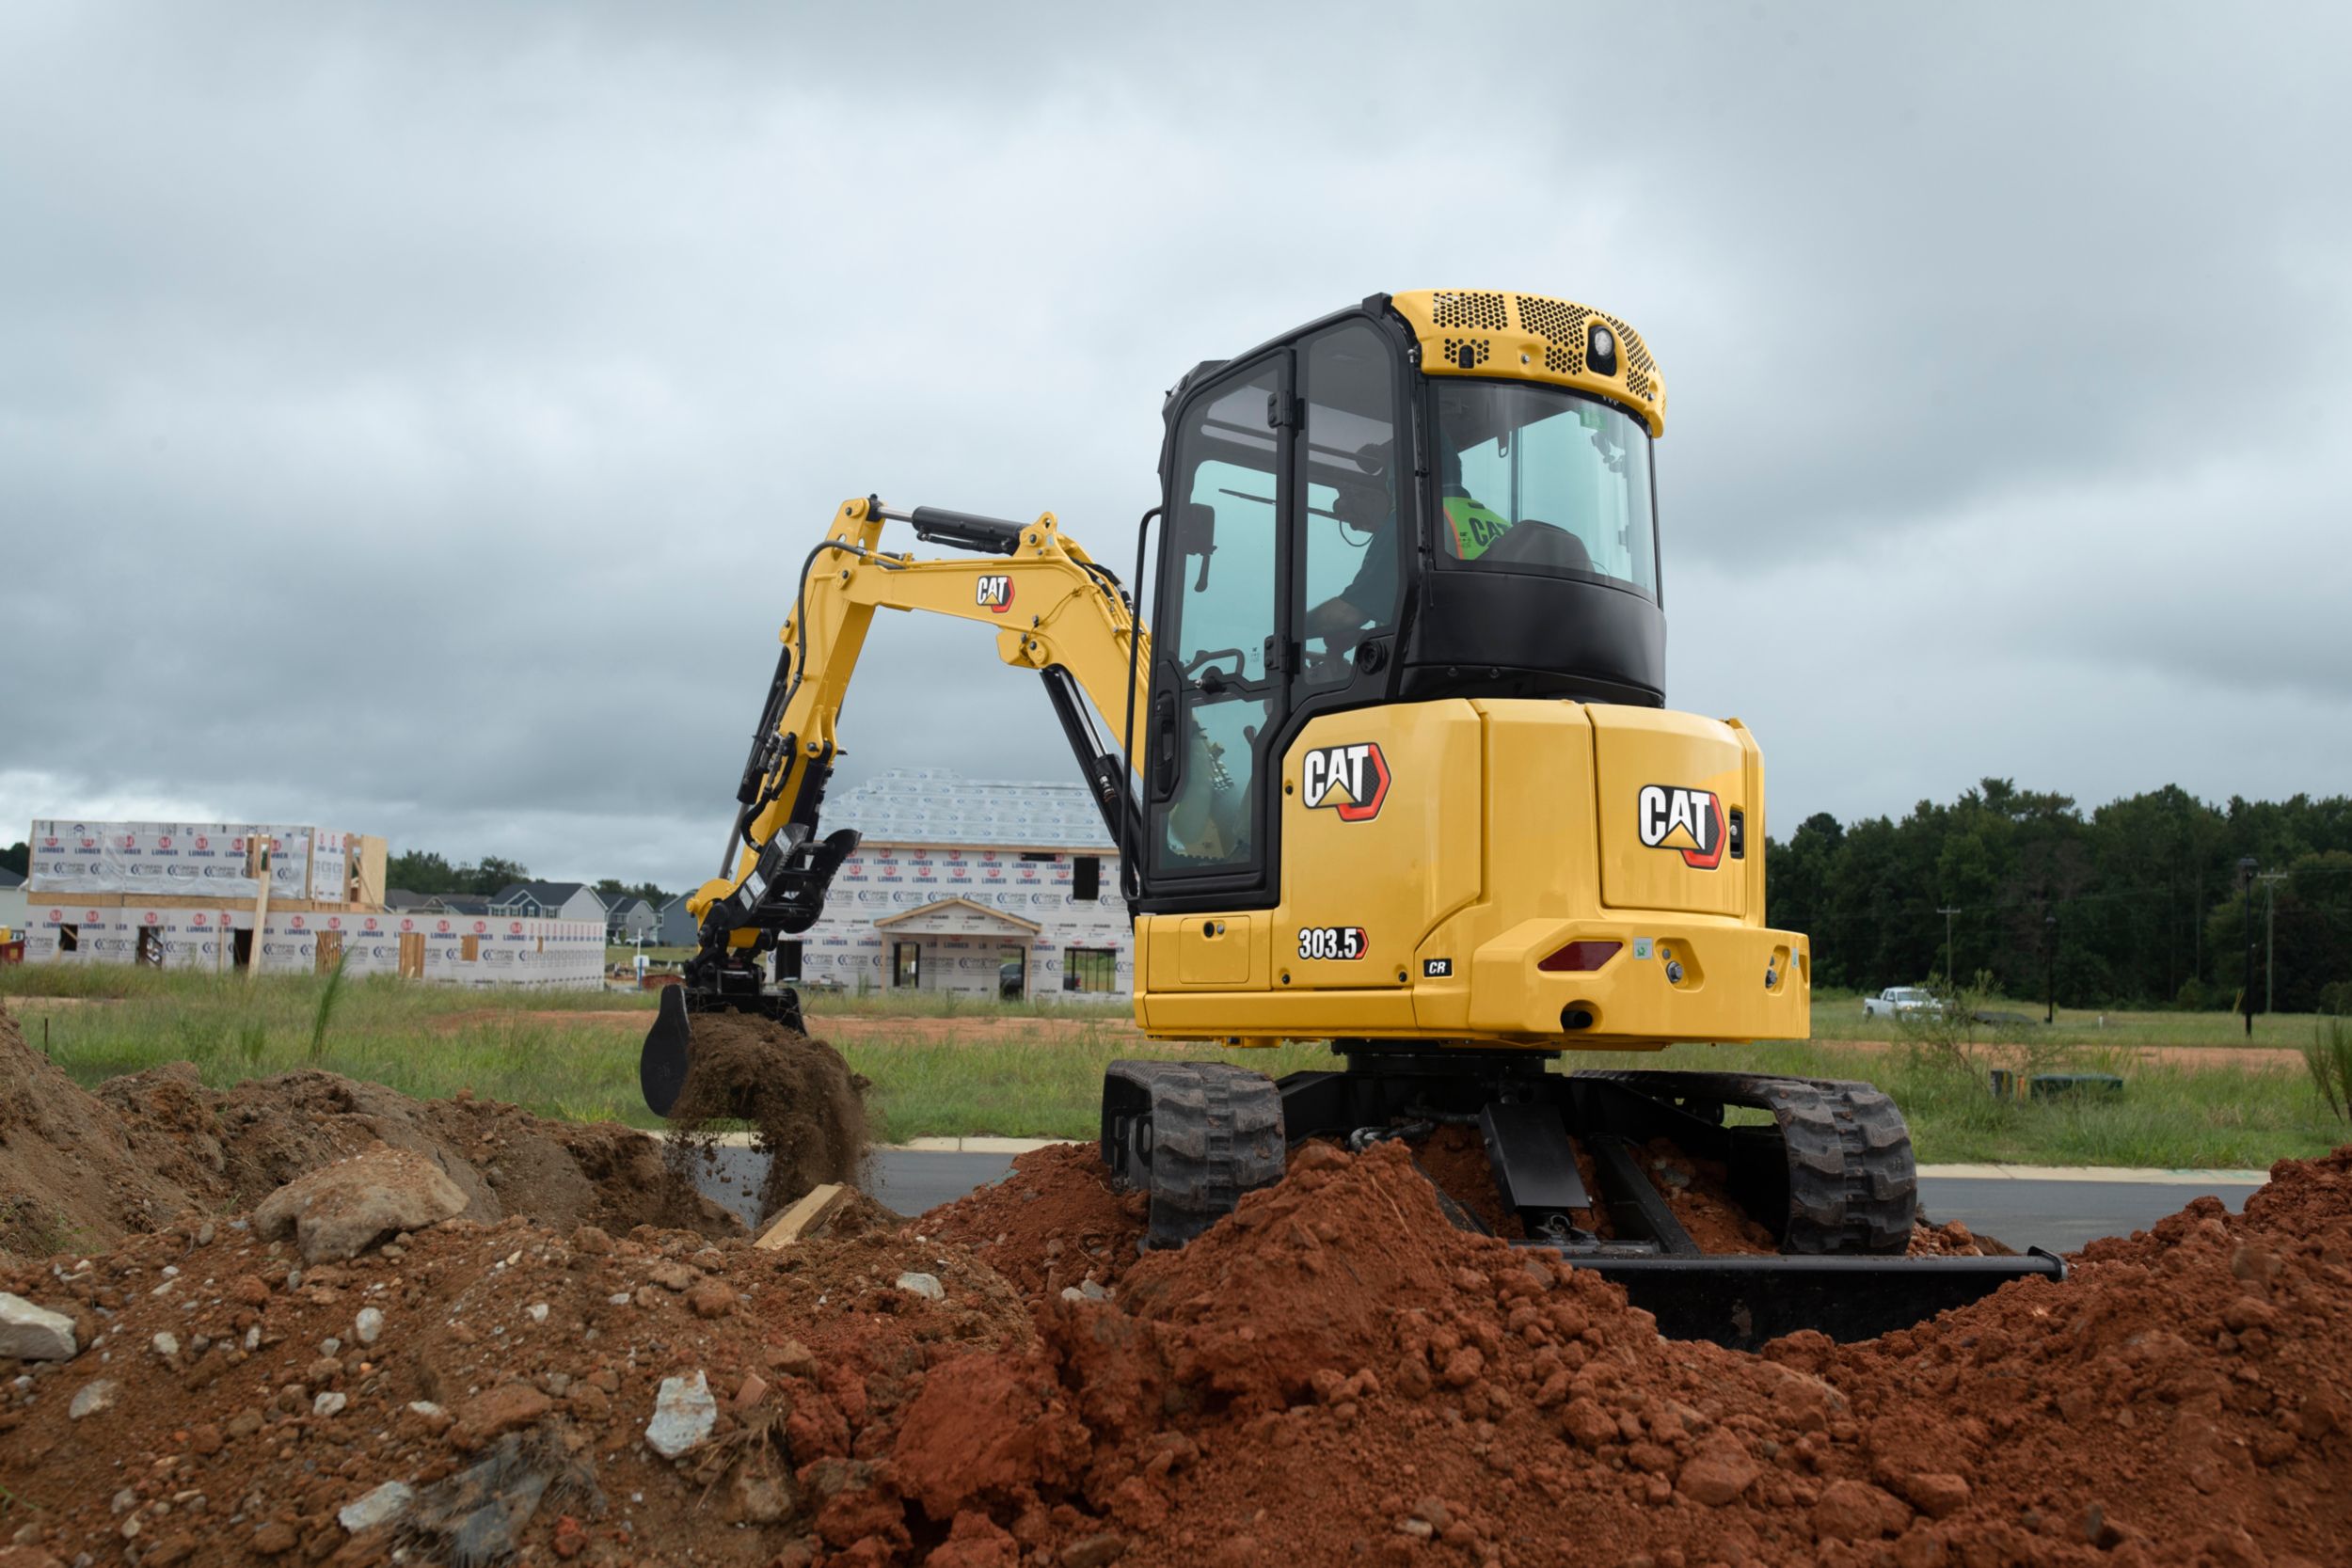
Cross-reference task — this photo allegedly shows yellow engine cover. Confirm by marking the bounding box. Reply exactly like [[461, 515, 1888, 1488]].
[[1133, 699, 1810, 1050]]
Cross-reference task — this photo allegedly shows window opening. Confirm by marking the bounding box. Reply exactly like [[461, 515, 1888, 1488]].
[[1062, 945, 1119, 993], [1073, 855, 1101, 901]]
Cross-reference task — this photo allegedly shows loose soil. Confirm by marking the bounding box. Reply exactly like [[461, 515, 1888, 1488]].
[[0, 1009, 734, 1265], [660, 1014, 870, 1228], [2, 1004, 2347, 1567]]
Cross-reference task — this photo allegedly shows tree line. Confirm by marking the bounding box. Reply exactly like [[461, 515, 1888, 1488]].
[[1769, 780, 2352, 1013], [383, 849, 672, 913]]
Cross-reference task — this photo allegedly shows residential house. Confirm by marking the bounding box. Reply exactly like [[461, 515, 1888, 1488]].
[[605, 896, 660, 945], [0, 866, 26, 937], [657, 895, 699, 948], [791, 768, 1128, 1001], [489, 881, 609, 926]]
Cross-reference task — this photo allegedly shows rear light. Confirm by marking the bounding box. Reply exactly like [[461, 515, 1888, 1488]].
[[1539, 940, 1622, 973]]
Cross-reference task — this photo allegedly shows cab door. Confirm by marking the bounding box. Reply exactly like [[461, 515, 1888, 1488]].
[[1146, 355, 1292, 906]]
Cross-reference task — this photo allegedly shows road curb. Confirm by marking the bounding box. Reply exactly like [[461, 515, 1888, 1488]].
[[1917, 1163, 2268, 1184]]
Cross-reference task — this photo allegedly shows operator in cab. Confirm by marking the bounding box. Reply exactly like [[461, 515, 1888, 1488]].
[[1305, 444, 1509, 657]]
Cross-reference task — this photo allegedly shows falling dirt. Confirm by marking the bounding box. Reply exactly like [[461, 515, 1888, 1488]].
[[660, 1013, 870, 1229], [2, 1006, 2347, 1567]]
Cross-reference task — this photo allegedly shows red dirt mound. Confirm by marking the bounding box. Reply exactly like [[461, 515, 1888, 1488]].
[[920, 1141, 1148, 1295], [5, 1042, 2348, 1568]]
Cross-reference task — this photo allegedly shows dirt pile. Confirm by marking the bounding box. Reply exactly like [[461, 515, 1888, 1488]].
[[3, 1054, 2348, 1567], [921, 1142, 1148, 1296], [0, 1009, 735, 1264], [663, 1015, 870, 1227]]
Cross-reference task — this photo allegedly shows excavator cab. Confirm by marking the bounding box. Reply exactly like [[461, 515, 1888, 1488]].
[[644, 290, 2065, 1346]]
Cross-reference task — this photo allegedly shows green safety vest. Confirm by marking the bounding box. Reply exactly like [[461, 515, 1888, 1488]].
[[1441, 492, 1512, 560]]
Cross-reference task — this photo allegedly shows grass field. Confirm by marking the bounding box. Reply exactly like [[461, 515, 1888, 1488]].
[[3, 967, 2342, 1166]]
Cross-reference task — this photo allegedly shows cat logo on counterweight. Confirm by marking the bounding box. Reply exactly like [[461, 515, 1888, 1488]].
[[1301, 742, 1389, 822], [1637, 784, 1726, 869]]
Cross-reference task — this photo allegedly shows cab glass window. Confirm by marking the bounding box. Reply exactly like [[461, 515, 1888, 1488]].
[[1153, 364, 1280, 876], [1297, 323, 1400, 689], [1433, 381, 1657, 596]]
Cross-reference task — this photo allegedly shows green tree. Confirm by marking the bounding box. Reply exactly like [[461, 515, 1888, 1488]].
[[0, 841, 26, 877]]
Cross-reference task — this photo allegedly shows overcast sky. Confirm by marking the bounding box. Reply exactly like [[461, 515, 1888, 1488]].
[[4, 2, 2348, 891]]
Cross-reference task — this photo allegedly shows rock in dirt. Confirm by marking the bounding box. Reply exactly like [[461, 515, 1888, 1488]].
[[405, 1434, 597, 1564], [0, 1292, 77, 1360], [250, 1142, 468, 1261], [337, 1480, 414, 1533], [645, 1370, 717, 1459], [67, 1379, 118, 1419]]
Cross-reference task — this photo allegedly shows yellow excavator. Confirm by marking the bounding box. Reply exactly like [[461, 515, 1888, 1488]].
[[643, 289, 2060, 1345]]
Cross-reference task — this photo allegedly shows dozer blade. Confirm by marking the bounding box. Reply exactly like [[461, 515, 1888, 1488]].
[[640, 984, 695, 1117], [1571, 1252, 2067, 1351]]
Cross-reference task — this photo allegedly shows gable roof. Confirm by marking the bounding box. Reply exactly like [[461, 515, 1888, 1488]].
[[872, 895, 1043, 936], [829, 768, 1116, 851], [0, 867, 24, 890], [494, 880, 601, 910]]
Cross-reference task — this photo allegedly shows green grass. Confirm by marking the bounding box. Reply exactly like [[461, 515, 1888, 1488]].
[[4, 967, 2341, 1164], [1808, 985, 2323, 1051], [1631, 1038, 2336, 1170]]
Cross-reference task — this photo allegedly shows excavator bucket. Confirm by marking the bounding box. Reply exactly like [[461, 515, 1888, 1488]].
[[639, 981, 808, 1118], [640, 985, 695, 1118]]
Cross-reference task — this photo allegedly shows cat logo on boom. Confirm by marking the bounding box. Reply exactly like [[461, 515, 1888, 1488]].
[[1300, 742, 1389, 822], [976, 574, 1014, 612], [1637, 784, 1726, 869]]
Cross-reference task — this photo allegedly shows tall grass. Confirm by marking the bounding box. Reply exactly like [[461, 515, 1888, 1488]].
[[2305, 1017, 2352, 1124], [307, 952, 351, 1063]]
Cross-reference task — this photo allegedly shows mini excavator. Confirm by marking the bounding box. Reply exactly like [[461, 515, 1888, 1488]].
[[644, 290, 2061, 1346]]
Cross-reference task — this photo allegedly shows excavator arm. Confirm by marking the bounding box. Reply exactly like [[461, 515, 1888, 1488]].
[[641, 496, 1149, 1113]]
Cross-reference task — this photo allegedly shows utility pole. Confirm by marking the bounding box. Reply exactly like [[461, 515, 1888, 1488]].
[[2258, 871, 2288, 1014], [2238, 857, 2260, 1037], [1937, 906, 1961, 986]]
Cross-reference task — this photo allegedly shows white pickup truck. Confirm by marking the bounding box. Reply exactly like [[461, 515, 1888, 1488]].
[[1863, 986, 1941, 1020]]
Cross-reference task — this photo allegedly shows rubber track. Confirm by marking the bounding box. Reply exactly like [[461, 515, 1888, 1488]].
[[1104, 1061, 1286, 1248], [1576, 1070, 1917, 1256]]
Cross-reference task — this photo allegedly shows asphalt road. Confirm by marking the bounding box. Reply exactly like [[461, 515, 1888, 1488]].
[[693, 1146, 2262, 1252]]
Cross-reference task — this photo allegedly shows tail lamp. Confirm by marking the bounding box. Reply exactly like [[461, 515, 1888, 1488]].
[[1539, 940, 1622, 973]]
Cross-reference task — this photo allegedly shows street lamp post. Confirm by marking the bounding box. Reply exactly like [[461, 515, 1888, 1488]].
[[2238, 857, 2260, 1038], [2044, 910, 2058, 1026]]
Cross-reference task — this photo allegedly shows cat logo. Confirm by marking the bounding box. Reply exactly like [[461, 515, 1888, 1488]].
[[1300, 742, 1390, 822], [976, 574, 1014, 612], [1637, 784, 1726, 869]]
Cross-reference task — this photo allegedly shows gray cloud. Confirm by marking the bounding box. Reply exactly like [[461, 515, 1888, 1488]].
[[4, 1, 2349, 889]]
